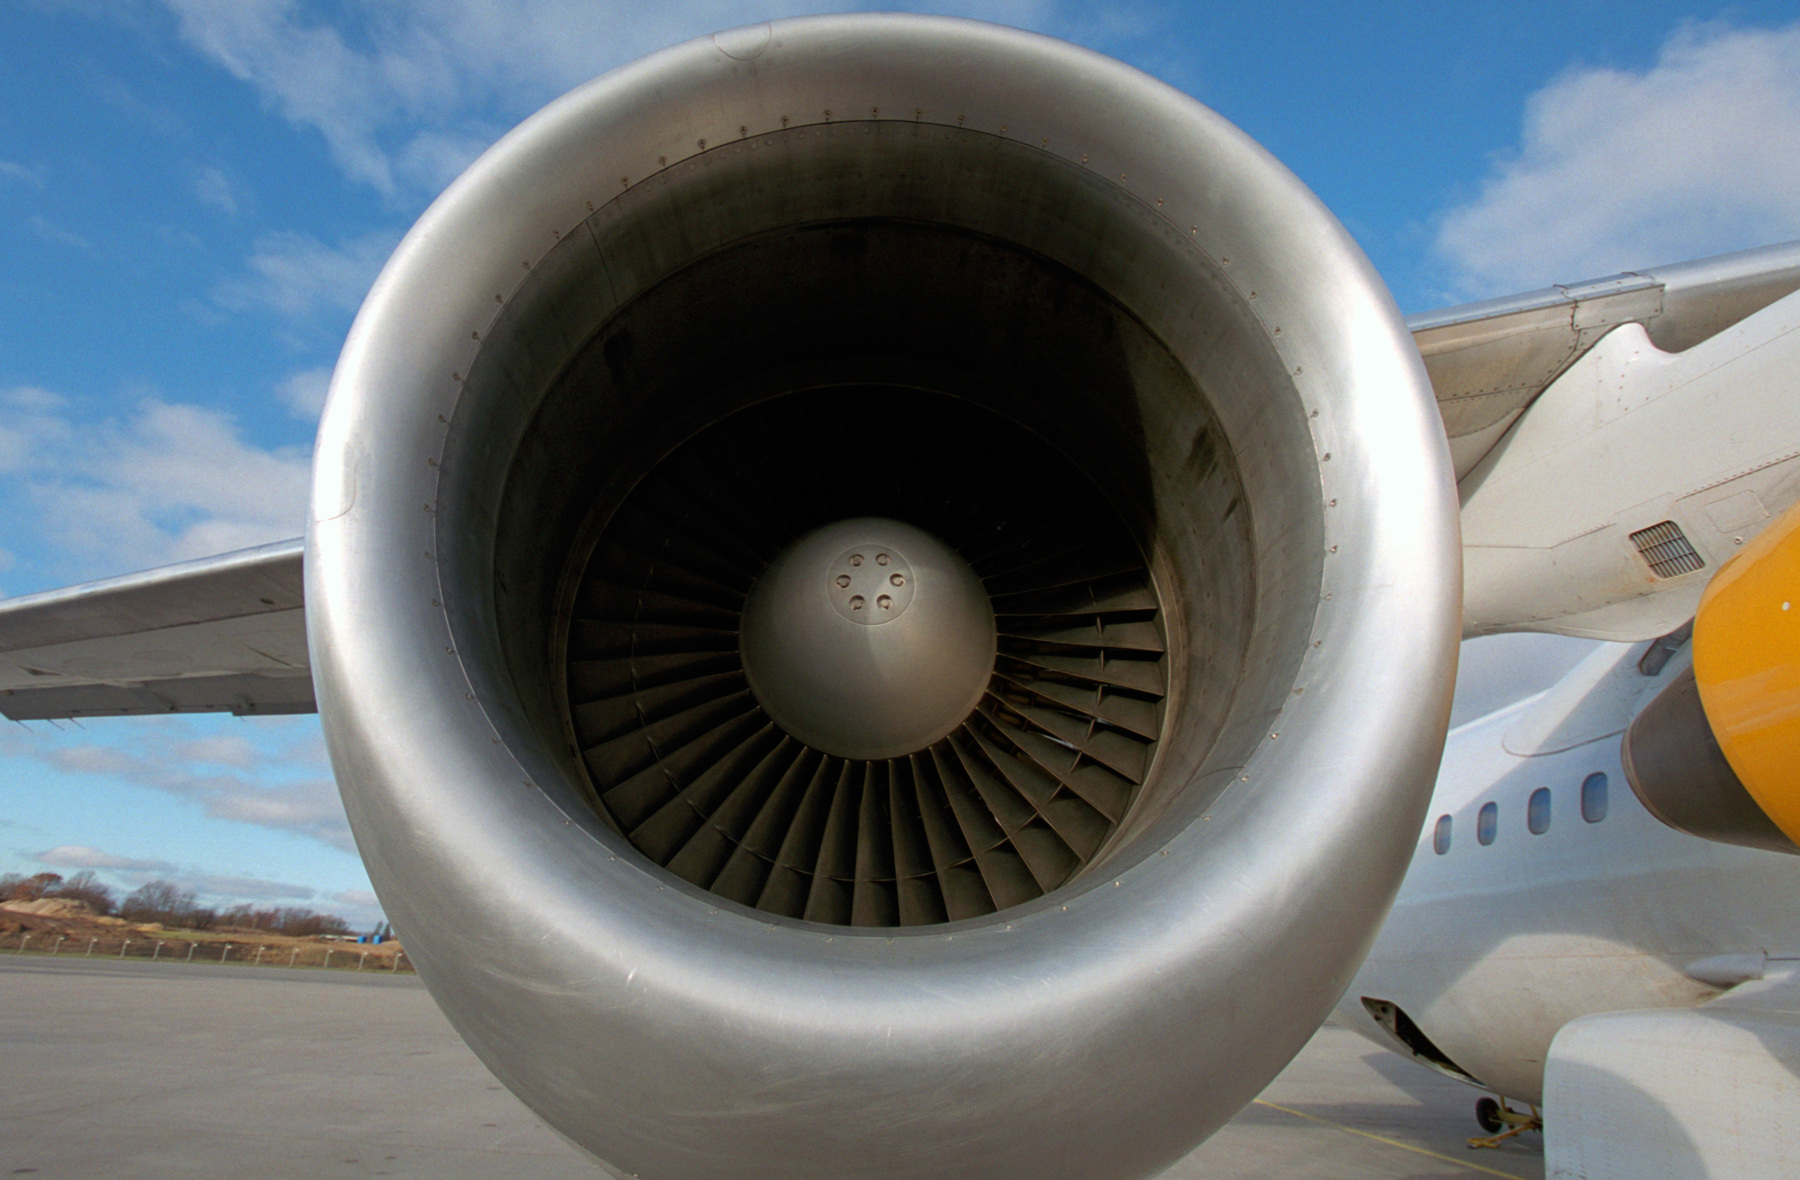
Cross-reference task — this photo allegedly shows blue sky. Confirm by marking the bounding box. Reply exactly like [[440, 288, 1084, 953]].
[[1, 0, 1797, 926]]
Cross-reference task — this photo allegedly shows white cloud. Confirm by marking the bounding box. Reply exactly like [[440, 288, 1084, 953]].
[[185, 872, 317, 902], [0, 387, 70, 474], [161, 1, 1070, 198], [0, 160, 45, 188], [277, 367, 332, 420], [192, 165, 241, 215], [166, 0, 406, 193], [177, 735, 260, 768], [35, 844, 177, 872], [393, 126, 495, 194], [84, 63, 191, 141], [0, 718, 368, 917], [21, 726, 354, 854], [28, 215, 96, 255], [217, 229, 397, 318], [49, 745, 141, 777], [1436, 21, 1800, 296], [1, 386, 65, 415], [328, 889, 388, 927], [109, 865, 326, 908], [0, 385, 309, 576], [197, 774, 351, 851]]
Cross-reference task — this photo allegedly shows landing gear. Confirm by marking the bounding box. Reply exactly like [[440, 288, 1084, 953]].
[[1475, 1097, 1503, 1134], [1468, 1096, 1541, 1149]]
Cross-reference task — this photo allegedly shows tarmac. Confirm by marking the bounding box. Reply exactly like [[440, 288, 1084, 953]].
[[0, 954, 1543, 1179]]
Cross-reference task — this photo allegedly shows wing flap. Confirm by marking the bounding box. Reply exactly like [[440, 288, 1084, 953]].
[[1412, 241, 1800, 480], [0, 539, 313, 720]]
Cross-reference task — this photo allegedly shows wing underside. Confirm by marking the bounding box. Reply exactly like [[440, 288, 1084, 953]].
[[0, 539, 311, 720]]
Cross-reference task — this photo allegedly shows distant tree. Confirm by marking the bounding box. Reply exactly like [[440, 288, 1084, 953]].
[[279, 908, 350, 938], [1, 871, 64, 902], [46, 870, 116, 915], [207, 901, 351, 938], [120, 880, 184, 916], [118, 881, 217, 930]]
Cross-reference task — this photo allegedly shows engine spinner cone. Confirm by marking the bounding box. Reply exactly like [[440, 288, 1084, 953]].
[[740, 517, 996, 760]]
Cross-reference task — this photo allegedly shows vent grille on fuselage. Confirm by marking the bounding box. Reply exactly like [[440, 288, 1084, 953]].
[[1630, 520, 1705, 579]]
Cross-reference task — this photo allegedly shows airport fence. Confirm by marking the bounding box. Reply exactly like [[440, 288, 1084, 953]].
[[5, 929, 413, 972]]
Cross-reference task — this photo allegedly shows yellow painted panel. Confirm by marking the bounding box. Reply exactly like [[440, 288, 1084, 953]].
[[1694, 499, 1800, 846]]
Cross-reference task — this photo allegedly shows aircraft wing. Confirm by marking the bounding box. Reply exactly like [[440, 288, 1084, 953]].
[[0, 538, 311, 720], [1418, 241, 1800, 640], [0, 243, 1796, 723], [1413, 240, 1800, 481]]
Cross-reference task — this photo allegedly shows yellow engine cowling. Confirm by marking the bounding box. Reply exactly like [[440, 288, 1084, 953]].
[[1693, 498, 1800, 848]]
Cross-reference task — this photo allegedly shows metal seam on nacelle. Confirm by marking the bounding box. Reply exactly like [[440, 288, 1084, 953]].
[[311, 14, 1456, 1180], [467, 112, 1301, 398]]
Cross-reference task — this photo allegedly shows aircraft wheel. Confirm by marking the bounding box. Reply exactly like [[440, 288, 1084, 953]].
[[1475, 1097, 1504, 1134]]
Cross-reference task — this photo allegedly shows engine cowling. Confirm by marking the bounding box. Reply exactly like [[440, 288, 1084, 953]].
[[306, 15, 1459, 1180]]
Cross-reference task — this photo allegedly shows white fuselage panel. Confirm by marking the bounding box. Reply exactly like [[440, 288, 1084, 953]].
[[1338, 638, 1800, 1103]]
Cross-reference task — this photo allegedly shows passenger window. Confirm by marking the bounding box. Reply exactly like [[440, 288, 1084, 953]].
[[1528, 787, 1552, 835], [1433, 814, 1452, 855], [1477, 802, 1497, 846], [1581, 772, 1608, 823]]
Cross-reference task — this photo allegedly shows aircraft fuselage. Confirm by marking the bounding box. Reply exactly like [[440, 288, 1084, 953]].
[[1338, 639, 1800, 1103]]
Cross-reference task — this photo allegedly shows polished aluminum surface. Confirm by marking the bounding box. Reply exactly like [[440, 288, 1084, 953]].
[[740, 518, 994, 760], [307, 14, 1460, 1180]]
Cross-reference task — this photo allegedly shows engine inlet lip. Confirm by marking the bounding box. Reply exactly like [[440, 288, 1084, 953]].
[[314, 19, 1453, 935], [309, 13, 1462, 1179]]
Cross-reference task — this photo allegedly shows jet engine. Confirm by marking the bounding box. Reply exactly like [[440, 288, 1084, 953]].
[[306, 15, 1460, 1180]]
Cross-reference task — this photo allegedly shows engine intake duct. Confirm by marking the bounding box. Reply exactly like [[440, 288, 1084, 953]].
[[565, 390, 1167, 926], [459, 193, 1273, 937]]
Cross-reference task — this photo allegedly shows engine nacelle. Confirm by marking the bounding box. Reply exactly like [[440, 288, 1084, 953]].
[[1624, 497, 1800, 855], [307, 15, 1459, 1180]]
